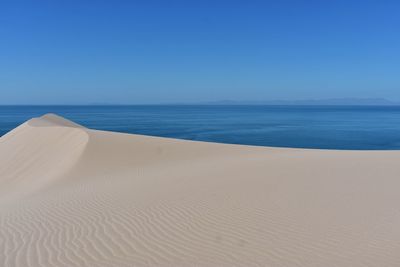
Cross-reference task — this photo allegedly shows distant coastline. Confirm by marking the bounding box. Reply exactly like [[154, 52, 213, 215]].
[[2, 97, 399, 106], [197, 98, 400, 106]]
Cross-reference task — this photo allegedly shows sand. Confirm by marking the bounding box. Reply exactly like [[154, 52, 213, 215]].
[[1, 114, 400, 267]]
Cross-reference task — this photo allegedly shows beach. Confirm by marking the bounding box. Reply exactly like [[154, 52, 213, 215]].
[[1, 113, 400, 266]]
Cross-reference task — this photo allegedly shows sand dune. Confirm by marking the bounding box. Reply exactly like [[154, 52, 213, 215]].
[[1, 114, 400, 266]]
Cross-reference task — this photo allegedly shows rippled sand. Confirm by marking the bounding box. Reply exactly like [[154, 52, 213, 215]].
[[1, 114, 400, 266]]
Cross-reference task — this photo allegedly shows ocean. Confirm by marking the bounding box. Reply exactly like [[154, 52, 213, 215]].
[[1, 105, 400, 150]]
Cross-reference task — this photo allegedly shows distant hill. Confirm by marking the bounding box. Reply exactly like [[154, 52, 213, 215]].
[[203, 98, 400, 106]]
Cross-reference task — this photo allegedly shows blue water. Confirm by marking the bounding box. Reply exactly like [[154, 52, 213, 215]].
[[1, 105, 400, 150]]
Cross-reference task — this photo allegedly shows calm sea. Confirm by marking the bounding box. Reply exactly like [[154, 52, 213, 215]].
[[1, 105, 400, 150]]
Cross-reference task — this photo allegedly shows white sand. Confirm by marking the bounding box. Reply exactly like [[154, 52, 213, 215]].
[[1, 114, 400, 266]]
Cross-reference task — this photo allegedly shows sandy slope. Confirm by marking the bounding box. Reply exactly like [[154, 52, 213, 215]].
[[1, 114, 400, 267]]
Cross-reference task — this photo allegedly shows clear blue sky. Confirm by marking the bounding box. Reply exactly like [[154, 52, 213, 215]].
[[1, 0, 399, 104]]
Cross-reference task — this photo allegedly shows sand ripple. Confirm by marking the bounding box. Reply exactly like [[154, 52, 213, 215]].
[[1, 114, 400, 266]]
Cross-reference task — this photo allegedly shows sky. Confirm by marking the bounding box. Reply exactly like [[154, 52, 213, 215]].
[[0, 0, 399, 104]]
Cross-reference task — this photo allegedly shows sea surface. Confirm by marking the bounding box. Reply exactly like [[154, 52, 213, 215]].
[[1, 105, 400, 150]]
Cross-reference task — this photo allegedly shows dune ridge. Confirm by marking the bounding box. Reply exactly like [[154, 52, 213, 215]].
[[0, 114, 89, 204], [1, 114, 400, 266]]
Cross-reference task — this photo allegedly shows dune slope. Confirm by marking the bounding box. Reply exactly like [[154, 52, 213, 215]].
[[1, 114, 400, 266]]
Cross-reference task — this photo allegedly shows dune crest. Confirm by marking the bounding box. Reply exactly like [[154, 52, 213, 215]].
[[0, 114, 89, 202], [1, 114, 400, 266], [27, 113, 86, 128]]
